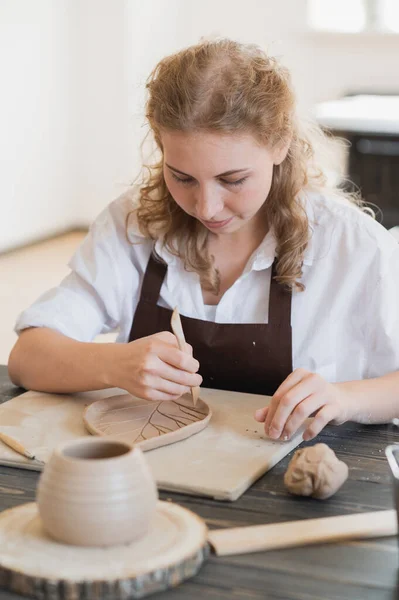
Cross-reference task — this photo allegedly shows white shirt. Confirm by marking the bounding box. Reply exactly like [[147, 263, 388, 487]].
[[15, 189, 399, 384]]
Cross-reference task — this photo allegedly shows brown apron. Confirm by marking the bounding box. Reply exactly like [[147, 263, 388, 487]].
[[129, 254, 292, 396]]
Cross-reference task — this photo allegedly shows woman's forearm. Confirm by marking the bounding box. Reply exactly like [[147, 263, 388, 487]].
[[8, 328, 115, 393], [338, 372, 399, 425]]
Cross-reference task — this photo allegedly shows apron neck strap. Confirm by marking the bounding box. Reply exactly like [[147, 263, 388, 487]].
[[268, 259, 292, 329], [140, 253, 167, 303]]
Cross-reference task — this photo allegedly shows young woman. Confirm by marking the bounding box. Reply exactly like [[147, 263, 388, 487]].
[[9, 39, 399, 443]]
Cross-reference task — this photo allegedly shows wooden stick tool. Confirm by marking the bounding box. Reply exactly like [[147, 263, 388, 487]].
[[0, 431, 44, 465], [171, 307, 200, 406]]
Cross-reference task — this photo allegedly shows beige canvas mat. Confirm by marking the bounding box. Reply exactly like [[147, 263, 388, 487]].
[[0, 387, 304, 501]]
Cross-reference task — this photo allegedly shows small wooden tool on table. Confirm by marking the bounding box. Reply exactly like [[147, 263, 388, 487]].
[[0, 431, 44, 465]]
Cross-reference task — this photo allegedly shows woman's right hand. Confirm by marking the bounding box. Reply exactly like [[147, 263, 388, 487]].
[[108, 332, 202, 401]]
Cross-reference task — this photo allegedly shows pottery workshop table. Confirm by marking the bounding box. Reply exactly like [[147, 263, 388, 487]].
[[0, 365, 398, 600]]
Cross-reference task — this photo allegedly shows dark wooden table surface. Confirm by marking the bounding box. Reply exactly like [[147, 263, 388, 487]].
[[0, 364, 398, 600]]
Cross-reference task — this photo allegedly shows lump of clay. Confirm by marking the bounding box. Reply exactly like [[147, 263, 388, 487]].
[[284, 443, 348, 500]]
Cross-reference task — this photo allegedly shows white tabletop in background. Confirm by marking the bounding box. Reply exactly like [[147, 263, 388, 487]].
[[314, 95, 399, 134]]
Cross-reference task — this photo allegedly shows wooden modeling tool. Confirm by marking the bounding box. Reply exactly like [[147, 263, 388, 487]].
[[171, 307, 200, 406], [0, 432, 44, 465]]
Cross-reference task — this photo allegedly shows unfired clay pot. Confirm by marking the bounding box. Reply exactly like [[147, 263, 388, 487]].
[[37, 437, 158, 547]]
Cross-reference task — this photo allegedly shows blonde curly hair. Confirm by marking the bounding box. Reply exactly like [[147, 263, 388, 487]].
[[134, 38, 358, 293]]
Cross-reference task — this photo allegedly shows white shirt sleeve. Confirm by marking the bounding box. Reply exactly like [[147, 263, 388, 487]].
[[15, 200, 130, 342], [364, 243, 399, 378]]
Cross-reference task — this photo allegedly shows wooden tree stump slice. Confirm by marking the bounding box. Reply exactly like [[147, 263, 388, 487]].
[[83, 393, 212, 451], [0, 501, 208, 599]]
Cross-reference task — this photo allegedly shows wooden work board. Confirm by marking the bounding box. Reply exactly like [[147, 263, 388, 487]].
[[0, 387, 304, 501]]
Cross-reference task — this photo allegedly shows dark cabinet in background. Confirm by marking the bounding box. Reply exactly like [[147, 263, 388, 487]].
[[345, 132, 399, 229]]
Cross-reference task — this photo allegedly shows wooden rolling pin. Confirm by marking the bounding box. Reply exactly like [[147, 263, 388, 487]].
[[208, 509, 397, 556]]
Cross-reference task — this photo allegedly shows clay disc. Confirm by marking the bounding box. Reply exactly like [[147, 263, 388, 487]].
[[0, 501, 208, 599], [83, 393, 212, 451]]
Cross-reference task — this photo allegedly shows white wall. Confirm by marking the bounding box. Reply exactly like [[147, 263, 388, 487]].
[[168, 0, 399, 110], [71, 0, 182, 223], [70, 0, 135, 224], [2, 0, 399, 250], [0, 0, 77, 253]]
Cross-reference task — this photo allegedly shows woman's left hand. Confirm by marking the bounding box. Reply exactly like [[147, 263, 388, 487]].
[[254, 368, 350, 442]]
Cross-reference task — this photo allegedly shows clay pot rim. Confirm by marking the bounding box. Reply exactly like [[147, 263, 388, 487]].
[[54, 436, 138, 464]]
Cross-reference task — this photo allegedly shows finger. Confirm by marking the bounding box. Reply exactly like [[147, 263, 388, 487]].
[[267, 373, 321, 439], [148, 391, 183, 401], [272, 368, 311, 402], [158, 332, 194, 359], [158, 344, 200, 373], [157, 358, 203, 388], [155, 331, 180, 346], [255, 406, 269, 422], [185, 342, 194, 356], [280, 393, 325, 440], [264, 370, 311, 436], [303, 404, 339, 441], [135, 386, 185, 402], [150, 376, 191, 398]]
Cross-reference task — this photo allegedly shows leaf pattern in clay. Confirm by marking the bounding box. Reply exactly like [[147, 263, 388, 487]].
[[86, 395, 210, 446], [139, 401, 207, 442]]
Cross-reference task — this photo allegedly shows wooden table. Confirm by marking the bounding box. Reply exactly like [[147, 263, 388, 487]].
[[0, 365, 398, 600]]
